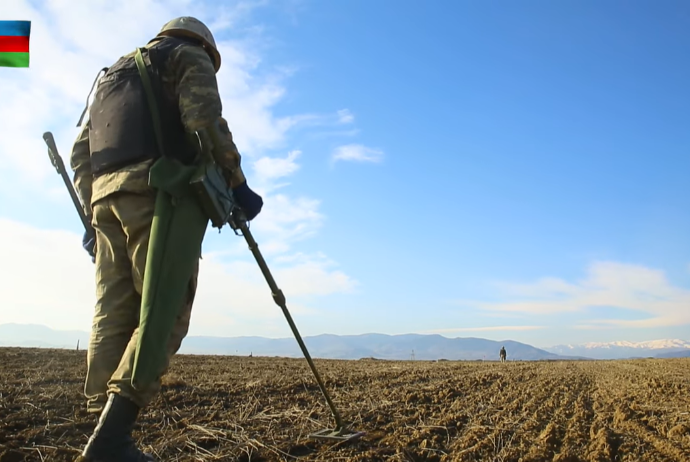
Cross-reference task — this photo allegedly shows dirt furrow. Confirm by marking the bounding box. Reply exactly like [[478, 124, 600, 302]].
[[0, 349, 688, 462]]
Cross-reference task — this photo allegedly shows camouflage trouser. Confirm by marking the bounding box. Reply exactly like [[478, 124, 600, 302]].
[[85, 191, 198, 413]]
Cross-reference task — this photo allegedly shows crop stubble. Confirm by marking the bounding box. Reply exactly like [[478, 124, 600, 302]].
[[0, 348, 688, 461]]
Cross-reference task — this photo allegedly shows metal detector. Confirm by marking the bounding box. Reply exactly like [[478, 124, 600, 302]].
[[231, 215, 365, 442]]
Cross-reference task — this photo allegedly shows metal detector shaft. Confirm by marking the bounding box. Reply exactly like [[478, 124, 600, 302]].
[[236, 220, 346, 431], [43, 131, 90, 230]]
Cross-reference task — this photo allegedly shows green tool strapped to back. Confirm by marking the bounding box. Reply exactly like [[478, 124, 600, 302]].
[[130, 47, 234, 390]]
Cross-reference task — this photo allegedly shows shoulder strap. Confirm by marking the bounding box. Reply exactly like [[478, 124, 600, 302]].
[[134, 47, 166, 158], [76, 66, 109, 127]]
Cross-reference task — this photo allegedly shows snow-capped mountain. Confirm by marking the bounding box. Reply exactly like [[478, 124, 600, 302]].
[[545, 339, 690, 360]]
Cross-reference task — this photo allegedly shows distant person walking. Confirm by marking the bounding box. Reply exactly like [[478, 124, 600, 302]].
[[500, 346, 507, 363]]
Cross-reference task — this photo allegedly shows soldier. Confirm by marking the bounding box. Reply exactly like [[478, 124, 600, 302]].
[[70, 17, 263, 462], [500, 346, 507, 363]]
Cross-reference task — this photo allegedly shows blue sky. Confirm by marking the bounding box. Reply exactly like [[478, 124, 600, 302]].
[[0, 0, 688, 347]]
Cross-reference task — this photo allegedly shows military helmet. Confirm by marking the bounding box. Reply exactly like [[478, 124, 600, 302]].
[[157, 17, 221, 72]]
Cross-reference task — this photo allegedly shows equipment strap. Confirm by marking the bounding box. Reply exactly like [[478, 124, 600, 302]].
[[75, 67, 109, 127], [134, 47, 166, 158]]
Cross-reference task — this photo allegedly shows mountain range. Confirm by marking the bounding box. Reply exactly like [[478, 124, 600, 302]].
[[544, 339, 690, 360], [180, 333, 572, 360], [1, 323, 688, 360]]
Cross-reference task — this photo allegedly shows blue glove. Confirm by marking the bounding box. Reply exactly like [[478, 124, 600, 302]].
[[83, 229, 96, 263], [232, 181, 263, 221]]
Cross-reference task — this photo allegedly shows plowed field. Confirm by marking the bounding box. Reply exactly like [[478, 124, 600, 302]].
[[0, 348, 688, 461]]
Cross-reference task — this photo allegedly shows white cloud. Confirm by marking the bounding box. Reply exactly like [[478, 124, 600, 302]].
[[189, 251, 356, 337], [252, 150, 301, 192], [0, 218, 355, 337], [337, 109, 354, 124], [245, 150, 318, 254], [332, 144, 384, 163], [204, 0, 270, 33], [466, 261, 690, 328], [274, 256, 356, 297], [253, 193, 324, 249], [0, 219, 96, 332]]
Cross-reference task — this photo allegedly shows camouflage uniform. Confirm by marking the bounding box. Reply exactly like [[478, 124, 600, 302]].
[[70, 38, 245, 414]]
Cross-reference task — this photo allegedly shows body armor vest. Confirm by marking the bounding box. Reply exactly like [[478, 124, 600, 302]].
[[88, 37, 198, 176]]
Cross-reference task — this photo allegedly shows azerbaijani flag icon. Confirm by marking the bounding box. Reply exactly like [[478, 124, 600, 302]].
[[0, 21, 31, 68]]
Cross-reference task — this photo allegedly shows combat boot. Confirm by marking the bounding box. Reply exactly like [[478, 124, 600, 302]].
[[75, 393, 155, 462]]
